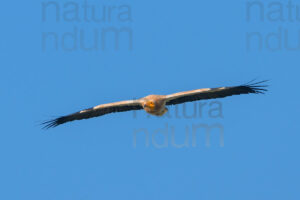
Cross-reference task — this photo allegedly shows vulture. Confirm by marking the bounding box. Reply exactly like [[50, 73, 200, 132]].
[[42, 80, 268, 129]]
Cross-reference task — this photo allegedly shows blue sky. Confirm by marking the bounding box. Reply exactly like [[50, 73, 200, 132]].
[[1, 0, 300, 199]]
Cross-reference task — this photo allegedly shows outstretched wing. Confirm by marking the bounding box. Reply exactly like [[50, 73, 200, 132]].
[[42, 100, 143, 129], [165, 80, 268, 106]]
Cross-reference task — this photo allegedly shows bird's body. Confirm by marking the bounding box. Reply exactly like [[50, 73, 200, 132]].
[[141, 95, 168, 116], [42, 80, 268, 129]]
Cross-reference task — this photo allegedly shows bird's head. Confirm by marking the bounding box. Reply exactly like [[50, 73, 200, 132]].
[[143, 101, 155, 109]]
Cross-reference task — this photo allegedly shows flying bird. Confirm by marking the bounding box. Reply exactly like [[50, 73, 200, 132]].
[[42, 80, 268, 129]]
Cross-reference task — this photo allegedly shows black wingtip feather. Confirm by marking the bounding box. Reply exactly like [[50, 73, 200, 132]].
[[41, 116, 66, 129], [241, 80, 269, 94]]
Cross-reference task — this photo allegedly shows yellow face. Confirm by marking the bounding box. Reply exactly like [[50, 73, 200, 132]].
[[145, 101, 155, 109]]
